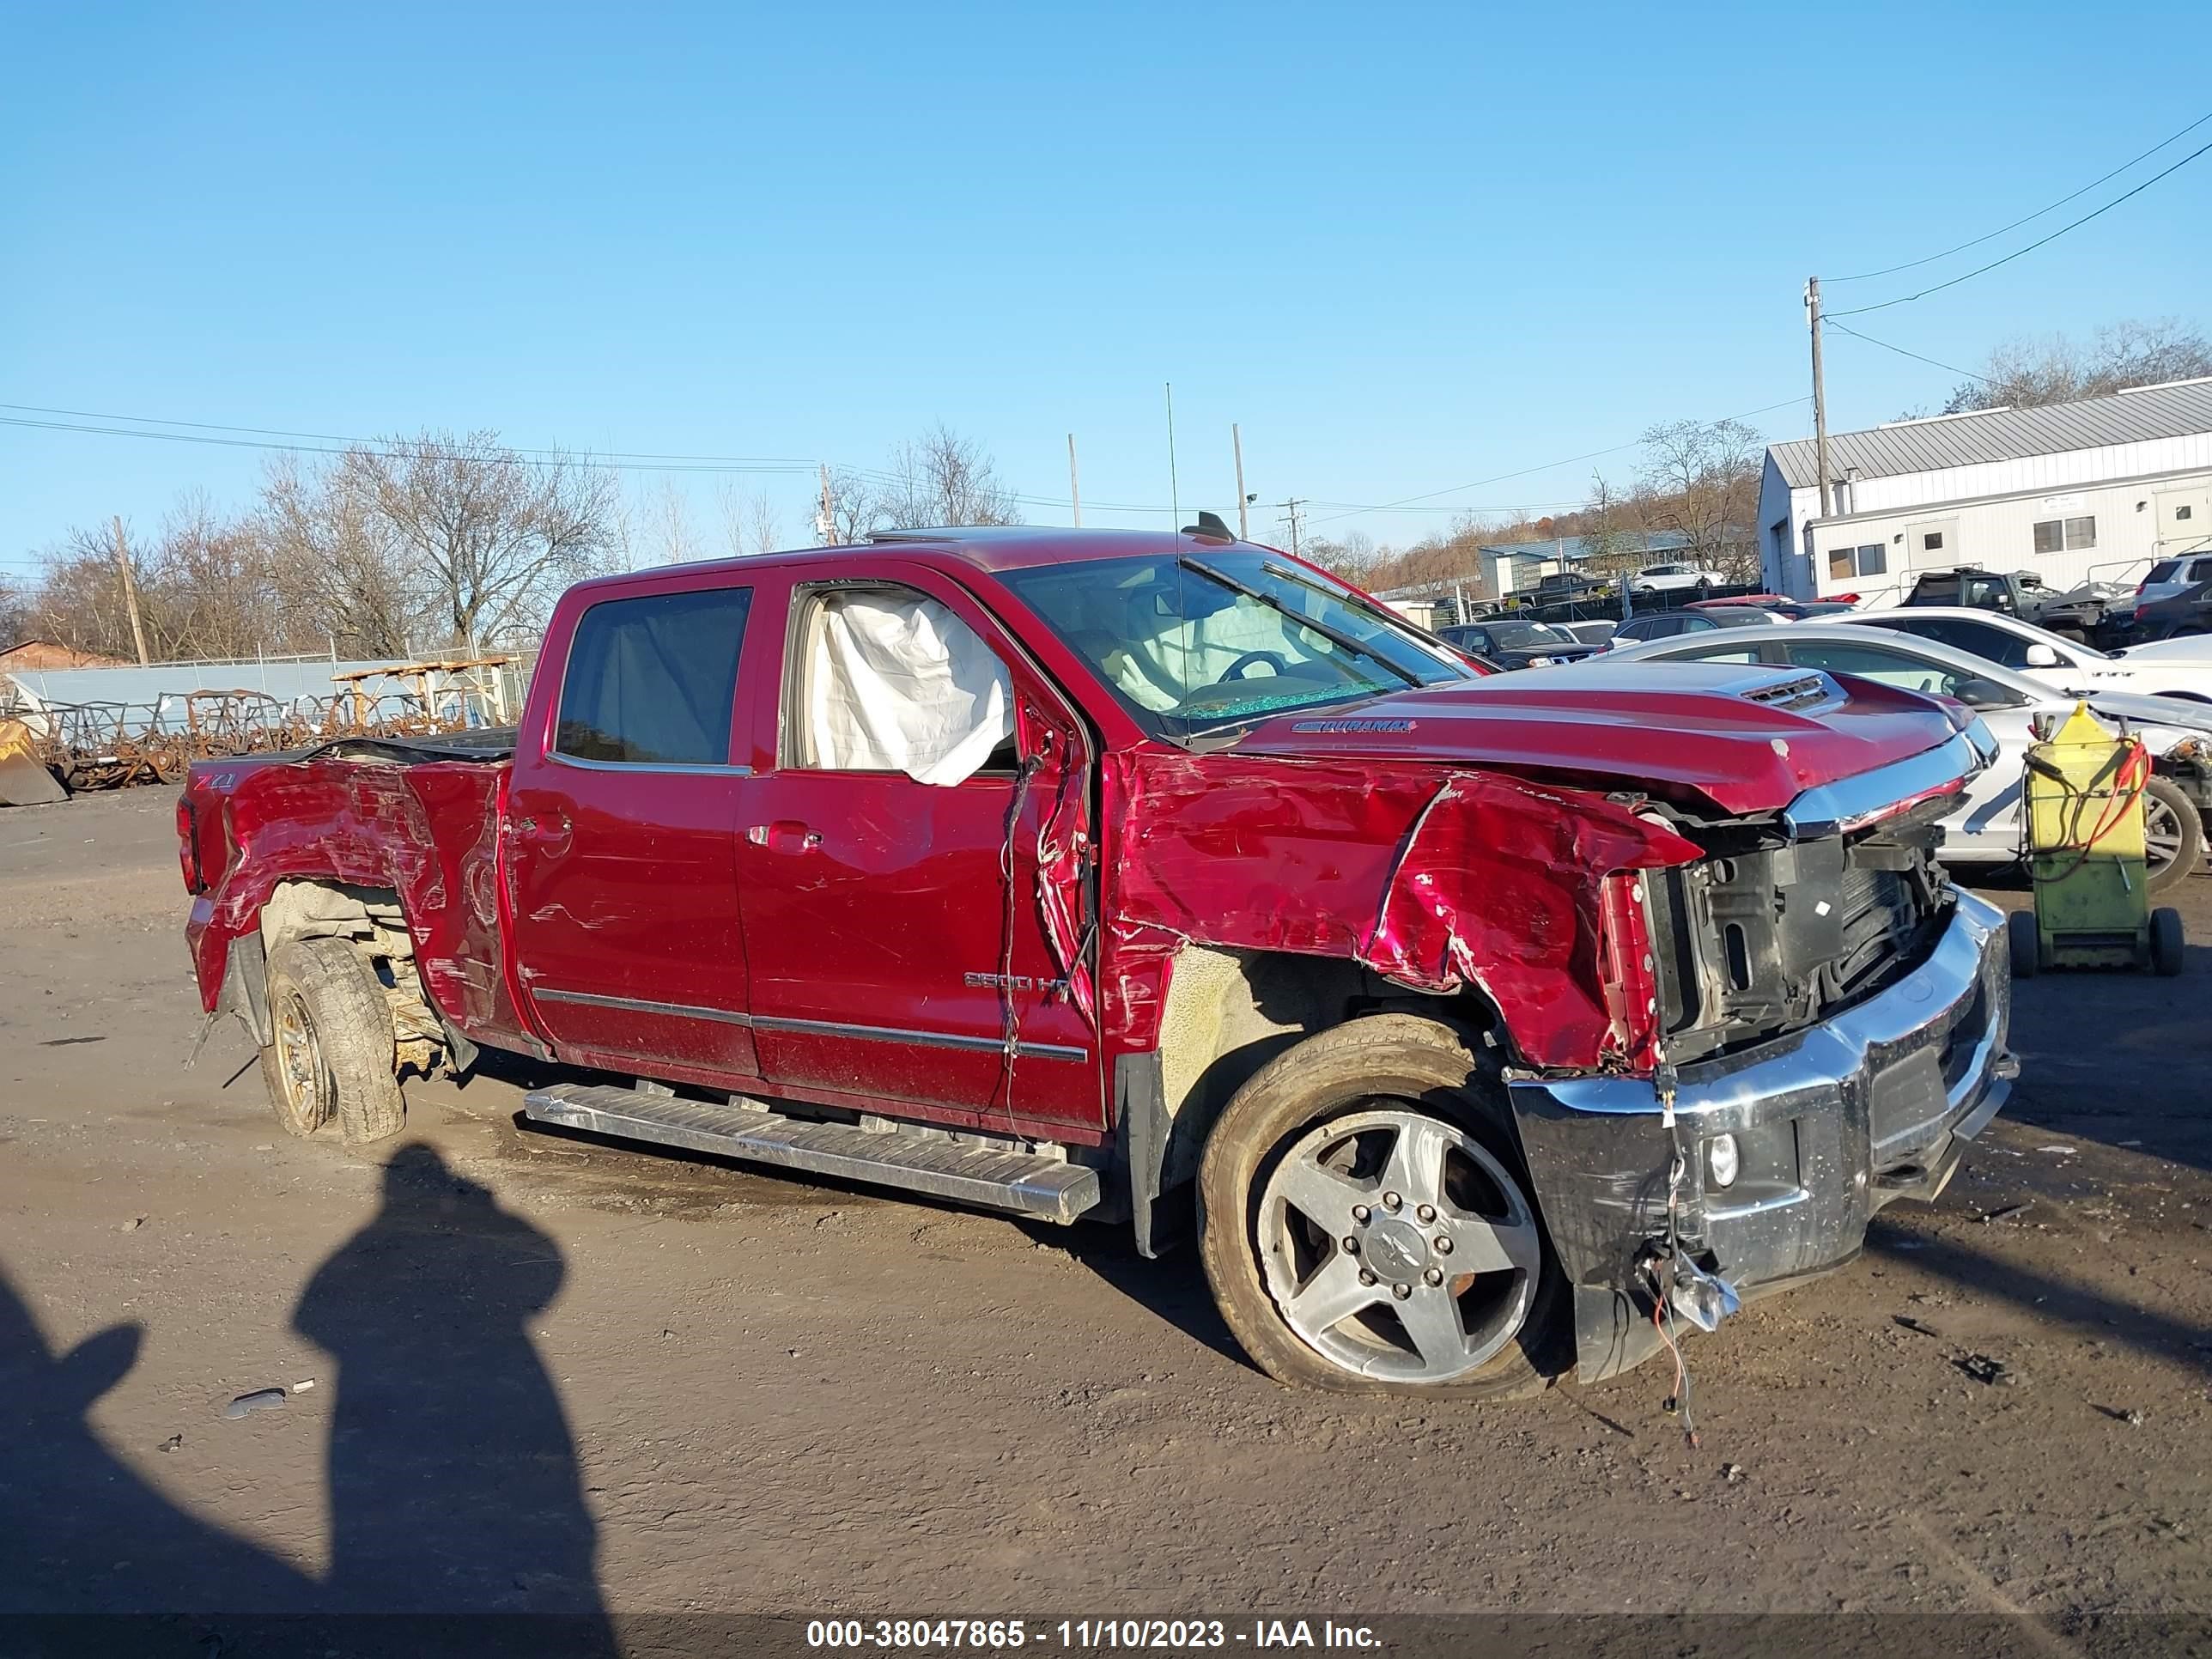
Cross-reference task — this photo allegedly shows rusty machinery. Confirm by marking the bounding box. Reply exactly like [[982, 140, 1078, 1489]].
[[22, 653, 517, 793]]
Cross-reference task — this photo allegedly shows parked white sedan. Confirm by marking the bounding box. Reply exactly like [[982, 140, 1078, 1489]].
[[1582, 623, 2212, 890], [1848, 606, 2212, 704]]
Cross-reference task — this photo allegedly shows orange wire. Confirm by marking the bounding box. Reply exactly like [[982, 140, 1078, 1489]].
[[2039, 739, 2152, 884]]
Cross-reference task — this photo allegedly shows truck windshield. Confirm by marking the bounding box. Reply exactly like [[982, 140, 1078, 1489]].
[[999, 551, 1473, 735]]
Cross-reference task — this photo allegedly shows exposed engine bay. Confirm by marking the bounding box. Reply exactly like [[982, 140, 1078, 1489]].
[[1641, 799, 1957, 1065]]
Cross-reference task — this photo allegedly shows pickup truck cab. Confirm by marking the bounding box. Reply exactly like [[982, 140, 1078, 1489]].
[[179, 526, 2015, 1400], [1903, 567, 2108, 636]]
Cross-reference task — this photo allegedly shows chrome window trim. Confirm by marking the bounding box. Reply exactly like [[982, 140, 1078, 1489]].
[[532, 988, 751, 1025], [529, 988, 1087, 1064], [545, 752, 755, 778]]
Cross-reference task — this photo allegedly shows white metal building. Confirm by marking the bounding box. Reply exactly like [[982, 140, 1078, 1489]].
[[1758, 378, 2212, 604]]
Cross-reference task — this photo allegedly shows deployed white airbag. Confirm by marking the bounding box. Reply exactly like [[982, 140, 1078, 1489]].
[[803, 591, 1012, 787]]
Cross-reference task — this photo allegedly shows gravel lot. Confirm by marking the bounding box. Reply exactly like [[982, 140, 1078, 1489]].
[[3, 787, 2209, 1641]]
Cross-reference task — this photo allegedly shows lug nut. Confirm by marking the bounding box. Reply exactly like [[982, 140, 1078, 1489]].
[[1434, 1236, 1453, 1255], [1424, 1267, 1444, 1286], [1352, 1204, 1371, 1224], [1358, 1269, 1377, 1287], [1341, 1236, 1359, 1255], [1416, 1203, 1437, 1224], [1391, 1282, 1413, 1300], [1382, 1191, 1402, 1212]]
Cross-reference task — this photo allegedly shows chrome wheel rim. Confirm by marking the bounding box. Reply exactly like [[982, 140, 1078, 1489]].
[[273, 988, 329, 1126], [1255, 1108, 1541, 1384], [2143, 792, 2185, 876]]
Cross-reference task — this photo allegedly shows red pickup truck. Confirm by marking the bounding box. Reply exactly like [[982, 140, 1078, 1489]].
[[178, 525, 2015, 1400]]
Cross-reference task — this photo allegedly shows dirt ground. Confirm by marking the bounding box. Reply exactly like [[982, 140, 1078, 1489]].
[[3, 787, 2210, 1637]]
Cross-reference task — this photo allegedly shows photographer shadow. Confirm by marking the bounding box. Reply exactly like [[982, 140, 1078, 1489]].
[[1, 1143, 614, 1653]]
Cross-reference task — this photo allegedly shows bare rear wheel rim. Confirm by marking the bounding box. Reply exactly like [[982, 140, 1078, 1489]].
[[1255, 1107, 1540, 1385], [273, 988, 330, 1125]]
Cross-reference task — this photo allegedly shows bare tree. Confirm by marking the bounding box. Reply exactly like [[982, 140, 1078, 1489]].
[[27, 538, 138, 662], [0, 574, 28, 646], [823, 466, 886, 545], [1943, 319, 2212, 413], [261, 458, 419, 657], [716, 482, 786, 558], [1636, 419, 1763, 580], [652, 479, 703, 566], [745, 494, 781, 557], [877, 424, 1020, 528], [1578, 474, 1644, 585], [339, 431, 618, 647], [1302, 530, 1386, 585], [137, 493, 295, 659]]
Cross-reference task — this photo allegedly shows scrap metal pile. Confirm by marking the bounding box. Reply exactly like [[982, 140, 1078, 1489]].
[[3, 656, 517, 795]]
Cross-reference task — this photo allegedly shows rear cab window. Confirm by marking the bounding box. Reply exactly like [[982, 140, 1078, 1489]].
[[555, 586, 752, 767]]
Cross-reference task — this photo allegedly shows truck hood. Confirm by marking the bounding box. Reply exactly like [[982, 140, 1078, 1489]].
[[1230, 659, 1973, 817]]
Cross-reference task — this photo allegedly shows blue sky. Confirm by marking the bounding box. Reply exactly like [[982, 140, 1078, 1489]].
[[4, 1, 2208, 574]]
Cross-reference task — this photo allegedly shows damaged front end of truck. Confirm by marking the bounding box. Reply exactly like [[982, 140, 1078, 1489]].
[[1506, 723, 2015, 1382], [1102, 653, 2015, 1385]]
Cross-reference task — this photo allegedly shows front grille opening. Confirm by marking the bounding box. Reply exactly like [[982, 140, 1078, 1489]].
[[1648, 826, 1953, 1065]]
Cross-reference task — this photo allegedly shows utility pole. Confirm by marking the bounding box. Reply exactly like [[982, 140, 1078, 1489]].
[[817, 464, 837, 545], [1232, 424, 1249, 540], [111, 516, 149, 665], [1280, 498, 1306, 560], [1807, 276, 1832, 520], [1067, 434, 1082, 527]]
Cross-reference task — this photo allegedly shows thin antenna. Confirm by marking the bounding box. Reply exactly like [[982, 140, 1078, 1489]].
[[1166, 381, 1189, 735], [1164, 382, 1181, 532]]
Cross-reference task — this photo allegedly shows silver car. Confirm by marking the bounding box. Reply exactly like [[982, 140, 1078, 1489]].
[[1567, 622, 2212, 890]]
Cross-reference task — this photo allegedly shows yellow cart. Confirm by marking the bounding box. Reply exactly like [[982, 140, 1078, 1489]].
[[2008, 703, 2185, 977]]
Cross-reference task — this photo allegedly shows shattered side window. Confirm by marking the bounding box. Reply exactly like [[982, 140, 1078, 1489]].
[[554, 586, 751, 765]]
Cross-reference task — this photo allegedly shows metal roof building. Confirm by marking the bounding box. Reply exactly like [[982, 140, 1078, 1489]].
[[1477, 531, 1690, 599], [1759, 378, 2212, 602]]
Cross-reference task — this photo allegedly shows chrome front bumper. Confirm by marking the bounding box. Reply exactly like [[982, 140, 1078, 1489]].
[[1508, 889, 2014, 1381]]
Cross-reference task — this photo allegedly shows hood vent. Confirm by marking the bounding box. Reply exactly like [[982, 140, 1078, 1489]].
[[1739, 673, 1834, 713]]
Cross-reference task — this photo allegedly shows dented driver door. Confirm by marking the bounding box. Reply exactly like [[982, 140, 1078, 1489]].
[[730, 566, 1103, 1133]]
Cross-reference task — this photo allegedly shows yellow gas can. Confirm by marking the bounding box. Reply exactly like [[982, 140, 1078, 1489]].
[[2011, 702, 2184, 976]]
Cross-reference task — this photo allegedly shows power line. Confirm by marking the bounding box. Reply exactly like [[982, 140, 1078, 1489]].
[[0, 401, 830, 471], [1305, 395, 1810, 528], [0, 402, 1719, 526], [1826, 320, 1994, 386], [1831, 137, 2212, 319], [1827, 108, 2212, 283], [0, 413, 840, 477]]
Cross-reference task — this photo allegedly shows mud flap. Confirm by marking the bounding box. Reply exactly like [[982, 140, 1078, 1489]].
[[217, 932, 272, 1048]]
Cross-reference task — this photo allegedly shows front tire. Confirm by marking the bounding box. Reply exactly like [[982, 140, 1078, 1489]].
[[258, 937, 405, 1146], [1195, 1014, 1566, 1400]]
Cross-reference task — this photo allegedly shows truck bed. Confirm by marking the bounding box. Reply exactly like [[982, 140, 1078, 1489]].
[[283, 726, 520, 766]]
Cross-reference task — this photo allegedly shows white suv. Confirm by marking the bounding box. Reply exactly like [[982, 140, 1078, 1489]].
[[1629, 562, 1723, 595]]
